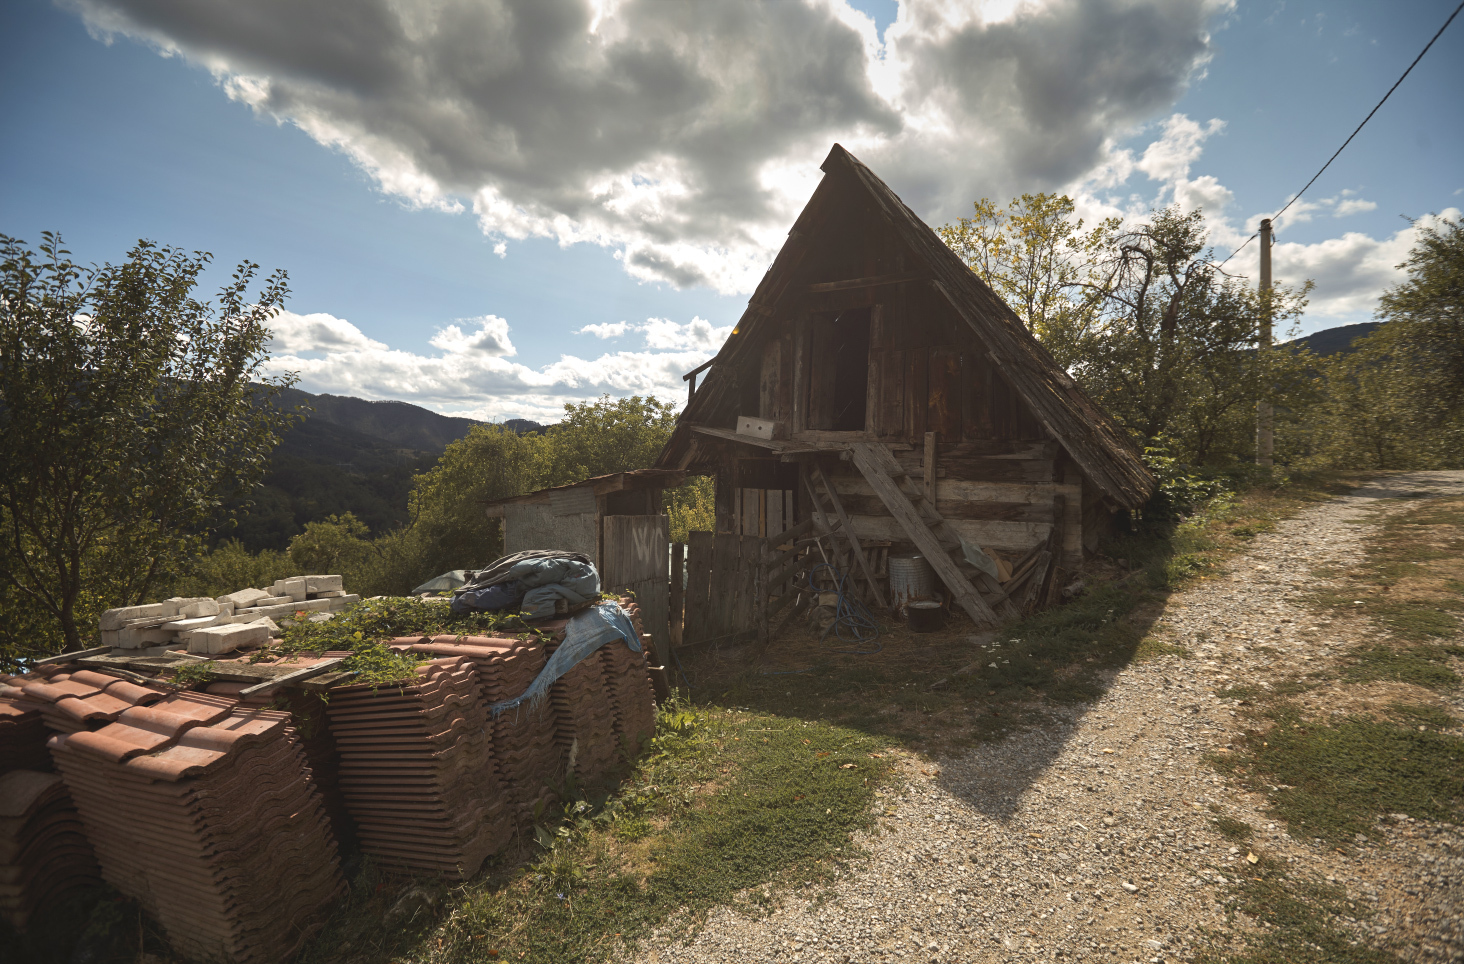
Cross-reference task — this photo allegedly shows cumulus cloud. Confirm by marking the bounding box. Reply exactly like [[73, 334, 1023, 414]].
[[264, 310, 722, 422], [427, 315, 515, 355], [62, 0, 1231, 293], [266, 310, 388, 353]]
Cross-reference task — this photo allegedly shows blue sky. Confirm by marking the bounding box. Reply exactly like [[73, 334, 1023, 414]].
[[2, 0, 1460, 422]]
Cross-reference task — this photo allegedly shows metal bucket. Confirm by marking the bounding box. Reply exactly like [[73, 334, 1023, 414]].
[[888, 553, 936, 614], [907, 600, 946, 633]]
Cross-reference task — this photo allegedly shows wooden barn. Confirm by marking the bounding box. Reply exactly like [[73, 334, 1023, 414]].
[[655, 144, 1154, 642]]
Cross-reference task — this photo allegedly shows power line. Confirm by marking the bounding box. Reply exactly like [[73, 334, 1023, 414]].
[[1218, 0, 1464, 269]]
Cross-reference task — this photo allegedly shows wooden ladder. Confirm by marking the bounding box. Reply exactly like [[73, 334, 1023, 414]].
[[801, 462, 888, 609], [845, 442, 1018, 628]]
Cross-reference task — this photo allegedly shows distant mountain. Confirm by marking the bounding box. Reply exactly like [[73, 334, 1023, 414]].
[[1287, 322, 1380, 356], [228, 389, 545, 551]]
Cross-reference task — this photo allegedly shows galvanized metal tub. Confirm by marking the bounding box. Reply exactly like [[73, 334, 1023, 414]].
[[888, 553, 936, 614]]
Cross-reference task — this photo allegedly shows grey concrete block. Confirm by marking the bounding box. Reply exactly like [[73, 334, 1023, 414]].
[[305, 574, 343, 593], [185, 622, 270, 655], [219, 587, 270, 609], [327, 594, 362, 613], [100, 603, 167, 631]]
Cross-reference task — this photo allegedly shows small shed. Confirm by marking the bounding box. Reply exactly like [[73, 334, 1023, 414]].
[[655, 144, 1154, 639], [484, 468, 684, 659]]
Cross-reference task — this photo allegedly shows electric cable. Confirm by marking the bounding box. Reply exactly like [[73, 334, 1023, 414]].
[[804, 562, 882, 655], [1217, 0, 1464, 269]]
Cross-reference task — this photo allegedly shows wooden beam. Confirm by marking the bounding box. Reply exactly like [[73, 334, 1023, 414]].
[[845, 442, 999, 628], [238, 658, 346, 698], [32, 646, 111, 666], [812, 462, 887, 609], [669, 541, 685, 647], [807, 272, 920, 293]]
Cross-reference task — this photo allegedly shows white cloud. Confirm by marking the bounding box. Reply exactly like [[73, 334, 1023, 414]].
[[63, 0, 1232, 294], [264, 310, 724, 421], [577, 322, 629, 339], [427, 315, 515, 355], [1334, 197, 1378, 217], [575, 316, 732, 350], [266, 310, 388, 353]]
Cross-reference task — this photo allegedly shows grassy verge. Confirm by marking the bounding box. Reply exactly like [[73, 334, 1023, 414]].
[[1311, 495, 1464, 641], [293, 700, 893, 964]]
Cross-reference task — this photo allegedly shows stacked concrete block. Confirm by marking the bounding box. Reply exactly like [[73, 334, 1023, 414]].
[[96, 575, 359, 655], [0, 770, 101, 931], [49, 697, 345, 964]]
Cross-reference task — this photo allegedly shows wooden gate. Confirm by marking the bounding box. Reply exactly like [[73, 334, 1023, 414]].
[[681, 518, 818, 647], [601, 515, 670, 663]]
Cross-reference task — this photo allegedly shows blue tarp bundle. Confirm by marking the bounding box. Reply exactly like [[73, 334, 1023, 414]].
[[488, 600, 641, 717], [452, 550, 600, 619]]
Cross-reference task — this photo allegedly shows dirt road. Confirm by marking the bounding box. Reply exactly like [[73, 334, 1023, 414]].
[[638, 472, 1464, 964]]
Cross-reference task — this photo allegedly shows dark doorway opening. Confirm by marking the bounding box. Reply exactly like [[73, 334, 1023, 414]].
[[808, 307, 871, 431]]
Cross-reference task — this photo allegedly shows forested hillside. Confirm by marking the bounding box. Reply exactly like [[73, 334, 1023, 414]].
[[231, 388, 543, 551]]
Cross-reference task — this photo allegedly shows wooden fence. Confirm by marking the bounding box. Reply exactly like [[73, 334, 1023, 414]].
[[678, 518, 818, 648]]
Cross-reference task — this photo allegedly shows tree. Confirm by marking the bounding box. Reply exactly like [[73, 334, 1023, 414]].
[[539, 394, 679, 485], [0, 233, 298, 658], [1305, 216, 1464, 469], [941, 202, 1317, 466], [936, 192, 1116, 362]]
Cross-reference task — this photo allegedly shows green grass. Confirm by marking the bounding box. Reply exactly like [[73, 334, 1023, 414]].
[[1341, 646, 1462, 689], [1208, 813, 1254, 841], [293, 700, 894, 964], [1387, 701, 1457, 731], [1211, 710, 1464, 844], [1200, 855, 1403, 964]]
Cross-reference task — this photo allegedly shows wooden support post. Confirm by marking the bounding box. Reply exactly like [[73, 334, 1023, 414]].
[[923, 431, 937, 507], [669, 541, 685, 647]]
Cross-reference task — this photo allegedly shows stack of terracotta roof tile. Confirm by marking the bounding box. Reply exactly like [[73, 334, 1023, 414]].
[[396, 634, 564, 830], [325, 656, 509, 879], [11, 668, 169, 735], [0, 680, 52, 775], [48, 693, 344, 963], [600, 639, 658, 762], [0, 769, 100, 931], [549, 646, 621, 785]]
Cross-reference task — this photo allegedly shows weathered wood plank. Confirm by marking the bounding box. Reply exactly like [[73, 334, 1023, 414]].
[[791, 315, 810, 432], [880, 350, 903, 438], [711, 532, 740, 638], [835, 494, 1055, 523], [922, 432, 937, 507], [845, 443, 997, 627], [759, 339, 781, 420], [903, 348, 928, 439], [895, 456, 1056, 483], [685, 531, 714, 645], [844, 516, 1052, 552], [669, 541, 685, 647], [807, 271, 920, 293], [927, 347, 960, 440], [828, 475, 1079, 505]]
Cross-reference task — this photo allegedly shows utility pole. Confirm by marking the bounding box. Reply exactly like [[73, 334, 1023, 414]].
[[1256, 218, 1274, 467]]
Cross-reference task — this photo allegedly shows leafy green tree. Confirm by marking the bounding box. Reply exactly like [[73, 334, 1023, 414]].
[[1304, 216, 1463, 469], [937, 193, 1116, 362], [0, 233, 298, 657], [942, 201, 1317, 466], [539, 394, 679, 485]]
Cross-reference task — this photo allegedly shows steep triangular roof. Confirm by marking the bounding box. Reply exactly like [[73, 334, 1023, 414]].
[[656, 144, 1154, 510]]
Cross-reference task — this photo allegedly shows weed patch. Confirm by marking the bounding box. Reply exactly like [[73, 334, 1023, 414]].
[[1201, 854, 1402, 964]]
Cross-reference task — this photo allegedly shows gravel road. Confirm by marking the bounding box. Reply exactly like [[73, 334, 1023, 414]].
[[636, 471, 1464, 964]]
